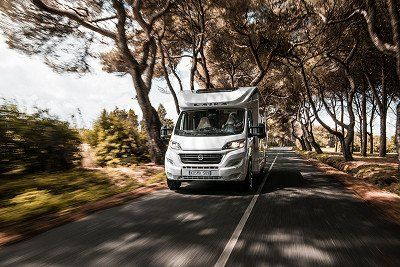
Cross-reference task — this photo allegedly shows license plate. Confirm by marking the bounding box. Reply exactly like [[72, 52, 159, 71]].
[[188, 170, 211, 176]]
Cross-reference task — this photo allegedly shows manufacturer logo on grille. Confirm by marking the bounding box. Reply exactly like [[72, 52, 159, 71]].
[[198, 154, 204, 161]]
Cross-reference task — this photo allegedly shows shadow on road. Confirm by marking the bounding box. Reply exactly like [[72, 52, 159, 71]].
[[175, 181, 258, 196], [1, 150, 399, 266], [262, 169, 305, 193], [228, 150, 400, 266]]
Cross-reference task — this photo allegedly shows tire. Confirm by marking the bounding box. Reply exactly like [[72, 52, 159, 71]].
[[167, 179, 181, 190], [244, 160, 255, 192]]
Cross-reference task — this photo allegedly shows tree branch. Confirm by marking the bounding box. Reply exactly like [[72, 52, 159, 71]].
[[31, 0, 116, 40], [326, 3, 396, 56], [112, 0, 140, 70]]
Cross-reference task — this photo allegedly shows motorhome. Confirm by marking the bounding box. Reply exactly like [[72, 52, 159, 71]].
[[162, 87, 267, 191]]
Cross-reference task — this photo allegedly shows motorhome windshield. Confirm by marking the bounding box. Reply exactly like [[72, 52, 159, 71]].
[[175, 108, 245, 136]]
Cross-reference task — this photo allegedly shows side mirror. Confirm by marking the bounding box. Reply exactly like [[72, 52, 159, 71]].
[[160, 125, 173, 140], [249, 123, 266, 138]]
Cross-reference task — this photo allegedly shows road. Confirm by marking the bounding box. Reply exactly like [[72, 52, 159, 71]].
[[1, 149, 399, 266]]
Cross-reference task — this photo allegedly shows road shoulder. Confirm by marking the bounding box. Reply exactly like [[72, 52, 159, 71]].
[[0, 182, 166, 248], [296, 151, 400, 225]]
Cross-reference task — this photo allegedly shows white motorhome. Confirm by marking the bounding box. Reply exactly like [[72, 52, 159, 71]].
[[162, 87, 267, 191]]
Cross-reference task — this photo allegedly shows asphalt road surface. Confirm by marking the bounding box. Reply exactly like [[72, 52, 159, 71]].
[[1, 149, 399, 266]]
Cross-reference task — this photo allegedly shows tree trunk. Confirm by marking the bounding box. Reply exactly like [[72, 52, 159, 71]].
[[342, 138, 354, 161], [299, 137, 307, 151], [379, 111, 387, 157], [130, 72, 166, 164], [340, 97, 345, 152], [369, 132, 374, 155], [366, 66, 388, 157], [190, 46, 198, 91], [369, 108, 375, 155], [396, 102, 400, 162], [343, 70, 356, 161], [334, 122, 339, 152], [361, 86, 368, 156], [340, 97, 345, 136], [301, 63, 345, 156], [158, 40, 180, 114], [291, 119, 307, 151], [300, 124, 312, 151], [308, 127, 323, 154], [199, 49, 212, 89], [310, 138, 323, 154], [304, 137, 312, 151], [380, 66, 388, 157]]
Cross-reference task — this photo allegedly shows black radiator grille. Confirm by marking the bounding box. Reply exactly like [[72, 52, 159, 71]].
[[180, 153, 222, 164]]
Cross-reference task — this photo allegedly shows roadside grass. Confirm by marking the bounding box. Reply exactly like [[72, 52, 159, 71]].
[[0, 166, 165, 228], [299, 150, 400, 195], [145, 172, 167, 185]]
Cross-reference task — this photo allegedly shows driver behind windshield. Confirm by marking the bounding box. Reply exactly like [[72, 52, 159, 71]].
[[175, 109, 244, 136], [222, 112, 242, 133]]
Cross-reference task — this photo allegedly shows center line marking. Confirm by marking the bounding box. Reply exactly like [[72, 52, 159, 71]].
[[214, 153, 279, 267]]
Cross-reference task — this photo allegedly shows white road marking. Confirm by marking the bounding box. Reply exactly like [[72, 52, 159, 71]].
[[214, 154, 279, 267]]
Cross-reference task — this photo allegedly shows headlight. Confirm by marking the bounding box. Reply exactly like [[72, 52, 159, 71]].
[[166, 158, 174, 165], [222, 139, 245, 150], [169, 140, 182, 150]]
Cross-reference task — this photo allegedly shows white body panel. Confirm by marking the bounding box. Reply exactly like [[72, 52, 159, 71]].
[[165, 87, 266, 182], [178, 87, 258, 110]]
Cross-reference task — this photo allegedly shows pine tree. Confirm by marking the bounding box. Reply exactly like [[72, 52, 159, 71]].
[[89, 108, 150, 166], [157, 104, 174, 129]]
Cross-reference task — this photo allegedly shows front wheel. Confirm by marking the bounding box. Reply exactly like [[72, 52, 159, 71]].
[[244, 160, 255, 192], [167, 179, 181, 190]]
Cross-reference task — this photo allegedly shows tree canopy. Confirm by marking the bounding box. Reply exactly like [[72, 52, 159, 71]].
[[1, 0, 399, 162]]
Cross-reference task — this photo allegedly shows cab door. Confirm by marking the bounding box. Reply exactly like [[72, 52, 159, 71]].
[[247, 110, 257, 173]]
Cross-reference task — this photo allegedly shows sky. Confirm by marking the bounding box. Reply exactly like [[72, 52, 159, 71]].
[[0, 35, 188, 128], [0, 35, 397, 136]]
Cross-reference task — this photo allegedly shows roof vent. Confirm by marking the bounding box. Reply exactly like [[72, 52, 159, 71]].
[[194, 87, 238, 94]]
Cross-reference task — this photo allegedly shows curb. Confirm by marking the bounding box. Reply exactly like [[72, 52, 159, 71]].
[[0, 182, 166, 248], [296, 152, 400, 225]]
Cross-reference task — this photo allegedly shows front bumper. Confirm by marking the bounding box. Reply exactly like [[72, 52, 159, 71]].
[[165, 148, 248, 181]]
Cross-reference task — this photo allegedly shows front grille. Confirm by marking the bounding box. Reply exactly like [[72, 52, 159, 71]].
[[181, 176, 222, 180], [180, 153, 222, 164]]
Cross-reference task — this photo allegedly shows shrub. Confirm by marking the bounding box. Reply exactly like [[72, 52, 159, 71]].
[[0, 102, 81, 173], [86, 108, 150, 166]]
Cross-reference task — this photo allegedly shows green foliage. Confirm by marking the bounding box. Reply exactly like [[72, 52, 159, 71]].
[[3, 189, 59, 223], [0, 169, 125, 225], [87, 108, 150, 166], [0, 102, 81, 174], [157, 104, 174, 129], [267, 117, 294, 147], [388, 135, 397, 153], [313, 126, 334, 147]]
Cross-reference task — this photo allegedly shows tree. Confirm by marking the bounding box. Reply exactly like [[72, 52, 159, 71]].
[[0, 0, 179, 164], [291, 118, 308, 151], [162, 0, 217, 90], [298, 101, 323, 154], [364, 54, 398, 157], [326, 0, 400, 160], [88, 108, 150, 166], [208, 0, 295, 89], [157, 104, 174, 128]]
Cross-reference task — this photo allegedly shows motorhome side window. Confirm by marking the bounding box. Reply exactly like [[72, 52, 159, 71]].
[[175, 108, 245, 136]]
